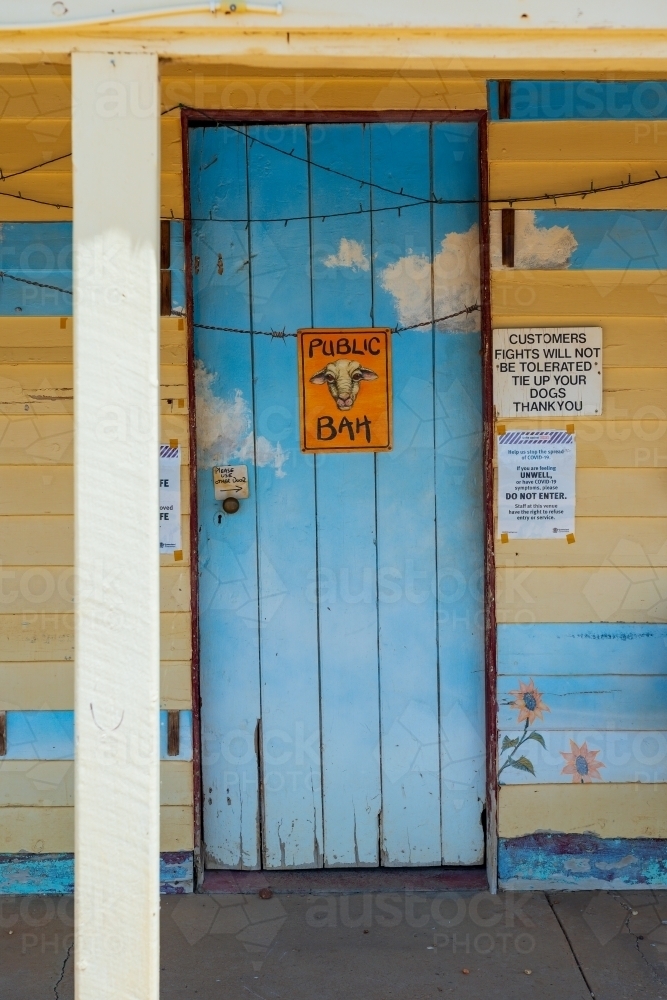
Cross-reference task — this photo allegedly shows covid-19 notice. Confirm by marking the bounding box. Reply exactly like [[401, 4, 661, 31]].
[[498, 430, 575, 539]]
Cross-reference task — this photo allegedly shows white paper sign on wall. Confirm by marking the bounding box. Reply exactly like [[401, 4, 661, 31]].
[[493, 327, 602, 418], [498, 430, 575, 540], [160, 444, 181, 553]]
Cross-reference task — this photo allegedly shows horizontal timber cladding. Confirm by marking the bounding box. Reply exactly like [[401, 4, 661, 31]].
[[0, 760, 192, 807], [490, 211, 667, 270], [0, 852, 194, 894], [0, 612, 191, 661], [499, 832, 667, 890], [0, 661, 193, 711], [499, 783, 667, 839], [0, 711, 193, 761], [0, 808, 193, 854], [489, 81, 667, 121]]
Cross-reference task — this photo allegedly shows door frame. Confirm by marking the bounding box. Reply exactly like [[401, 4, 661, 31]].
[[181, 107, 496, 889]]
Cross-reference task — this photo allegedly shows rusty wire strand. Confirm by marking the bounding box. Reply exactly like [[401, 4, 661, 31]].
[[0, 106, 666, 218], [193, 304, 480, 338]]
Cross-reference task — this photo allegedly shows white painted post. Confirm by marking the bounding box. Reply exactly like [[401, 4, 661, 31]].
[[73, 52, 160, 1000]]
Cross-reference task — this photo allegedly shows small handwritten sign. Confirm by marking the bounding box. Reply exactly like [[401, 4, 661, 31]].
[[298, 328, 392, 452], [213, 465, 249, 500]]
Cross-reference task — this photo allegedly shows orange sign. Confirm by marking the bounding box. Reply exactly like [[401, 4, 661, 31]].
[[298, 328, 392, 453]]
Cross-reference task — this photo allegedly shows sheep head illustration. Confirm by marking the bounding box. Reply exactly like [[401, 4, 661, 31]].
[[310, 360, 378, 411]]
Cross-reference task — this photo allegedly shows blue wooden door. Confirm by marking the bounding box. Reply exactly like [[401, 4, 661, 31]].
[[192, 120, 486, 869]]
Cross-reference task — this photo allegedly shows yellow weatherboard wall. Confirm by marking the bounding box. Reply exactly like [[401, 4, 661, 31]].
[[0, 61, 665, 869]]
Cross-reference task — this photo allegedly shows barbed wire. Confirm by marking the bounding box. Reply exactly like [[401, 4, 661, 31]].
[[0, 106, 666, 220], [0, 270, 72, 295], [194, 304, 480, 338]]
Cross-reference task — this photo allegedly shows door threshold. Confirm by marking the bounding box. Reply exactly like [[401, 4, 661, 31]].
[[202, 866, 488, 894]]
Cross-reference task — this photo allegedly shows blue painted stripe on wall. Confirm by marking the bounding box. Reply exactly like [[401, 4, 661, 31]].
[[528, 210, 667, 270], [499, 834, 667, 889], [0, 851, 193, 894], [498, 623, 667, 676], [489, 80, 667, 120], [0, 221, 185, 316], [498, 675, 667, 731], [3, 710, 193, 760], [170, 220, 186, 314], [498, 729, 667, 784]]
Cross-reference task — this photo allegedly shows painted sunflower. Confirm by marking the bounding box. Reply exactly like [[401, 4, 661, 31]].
[[508, 679, 550, 725], [560, 740, 605, 783]]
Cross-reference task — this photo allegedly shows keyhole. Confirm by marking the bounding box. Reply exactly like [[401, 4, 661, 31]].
[[217, 513, 223, 524], [217, 254, 224, 275]]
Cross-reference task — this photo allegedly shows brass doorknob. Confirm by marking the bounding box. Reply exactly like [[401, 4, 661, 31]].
[[222, 496, 240, 514]]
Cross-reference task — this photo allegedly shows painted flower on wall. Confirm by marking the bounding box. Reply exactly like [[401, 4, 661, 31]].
[[560, 740, 605, 783], [498, 678, 550, 778], [508, 679, 550, 726]]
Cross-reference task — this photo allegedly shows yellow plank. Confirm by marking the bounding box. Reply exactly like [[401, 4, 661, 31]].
[[0, 317, 71, 346], [0, 464, 189, 514], [496, 517, 667, 568], [496, 566, 667, 624], [0, 563, 189, 613], [0, 515, 72, 563], [160, 761, 194, 807], [489, 120, 667, 163], [0, 514, 189, 567], [0, 363, 72, 409], [0, 414, 73, 464], [0, 414, 188, 464], [0, 315, 182, 349], [499, 783, 667, 839], [0, 805, 73, 853], [0, 761, 74, 807], [490, 161, 667, 210], [0, 611, 190, 662], [161, 566, 191, 613], [0, 345, 71, 363], [160, 612, 192, 661], [159, 661, 192, 709], [0, 761, 192, 808], [0, 661, 73, 709], [0, 805, 193, 852], [492, 270, 667, 319], [0, 466, 72, 514], [0, 659, 192, 709], [578, 467, 667, 516]]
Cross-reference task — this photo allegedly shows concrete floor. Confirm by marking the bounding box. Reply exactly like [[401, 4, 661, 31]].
[[2, 889, 667, 999]]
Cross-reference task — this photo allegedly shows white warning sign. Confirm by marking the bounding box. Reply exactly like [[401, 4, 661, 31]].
[[498, 430, 575, 539], [493, 327, 602, 418], [160, 444, 181, 553]]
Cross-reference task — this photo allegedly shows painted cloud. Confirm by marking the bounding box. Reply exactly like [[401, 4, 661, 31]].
[[195, 361, 288, 477], [490, 210, 578, 269], [324, 237, 370, 272], [381, 223, 481, 333]]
